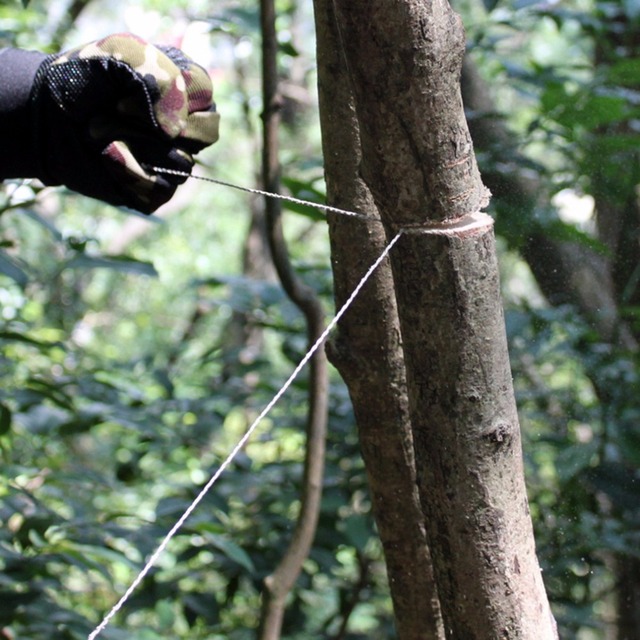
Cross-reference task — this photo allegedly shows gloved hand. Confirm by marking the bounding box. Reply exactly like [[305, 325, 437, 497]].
[[2, 33, 219, 213]]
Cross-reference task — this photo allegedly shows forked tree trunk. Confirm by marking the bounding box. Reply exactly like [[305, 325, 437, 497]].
[[316, 0, 558, 637], [313, 1, 444, 638]]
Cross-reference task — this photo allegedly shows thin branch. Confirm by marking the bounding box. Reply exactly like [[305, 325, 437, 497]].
[[330, 551, 371, 640], [49, 0, 93, 49], [256, 1, 328, 639]]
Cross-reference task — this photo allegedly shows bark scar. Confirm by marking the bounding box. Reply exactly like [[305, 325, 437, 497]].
[[398, 211, 493, 236]]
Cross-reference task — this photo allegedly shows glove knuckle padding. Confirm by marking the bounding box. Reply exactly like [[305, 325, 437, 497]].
[[157, 44, 220, 150], [53, 34, 188, 139], [31, 32, 219, 213]]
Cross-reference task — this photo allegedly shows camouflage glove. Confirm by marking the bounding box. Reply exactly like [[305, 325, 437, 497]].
[[30, 33, 220, 213]]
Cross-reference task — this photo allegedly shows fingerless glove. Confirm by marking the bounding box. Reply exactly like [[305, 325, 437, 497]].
[[0, 33, 220, 213]]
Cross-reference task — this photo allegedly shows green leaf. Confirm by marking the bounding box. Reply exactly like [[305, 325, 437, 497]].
[[0, 330, 64, 349], [280, 176, 327, 221], [591, 133, 640, 155], [0, 249, 28, 286], [155, 599, 175, 629], [26, 377, 75, 411], [575, 93, 629, 129], [555, 441, 599, 483], [206, 534, 255, 573], [219, 6, 260, 33], [18, 207, 63, 241], [155, 496, 192, 518], [278, 40, 299, 57], [541, 85, 630, 132], [342, 514, 373, 551], [18, 403, 69, 433], [183, 591, 220, 624], [539, 219, 609, 255], [586, 463, 640, 511], [540, 80, 570, 117], [194, 274, 286, 311], [607, 58, 640, 86], [64, 254, 158, 276]]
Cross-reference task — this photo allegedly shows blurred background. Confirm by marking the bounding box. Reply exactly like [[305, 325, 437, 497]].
[[1, 0, 640, 638]]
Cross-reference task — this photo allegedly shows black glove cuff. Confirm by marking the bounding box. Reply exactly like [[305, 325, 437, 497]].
[[0, 48, 49, 179]]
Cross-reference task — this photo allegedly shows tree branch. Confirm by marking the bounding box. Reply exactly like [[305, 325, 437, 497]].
[[330, 551, 370, 640], [256, 1, 328, 638]]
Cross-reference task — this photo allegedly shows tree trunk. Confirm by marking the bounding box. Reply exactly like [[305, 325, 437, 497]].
[[313, 1, 444, 637], [322, 0, 558, 637]]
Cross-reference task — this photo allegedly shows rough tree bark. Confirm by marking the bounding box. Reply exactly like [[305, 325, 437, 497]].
[[320, 0, 558, 637], [313, 1, 444, 638]]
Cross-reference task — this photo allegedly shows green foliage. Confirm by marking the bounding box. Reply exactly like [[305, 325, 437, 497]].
[[506, 305, 640, 636], [2, 0, 640, 639], [469, 0, 640, 635], [0, 231, 388, 639], [0, 3, 389, 639]]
